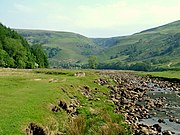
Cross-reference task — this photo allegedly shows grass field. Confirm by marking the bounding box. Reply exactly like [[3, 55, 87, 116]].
[[0, 68, 131, 135], [1, 68, 179, 135], [140, 70, 180, 80]]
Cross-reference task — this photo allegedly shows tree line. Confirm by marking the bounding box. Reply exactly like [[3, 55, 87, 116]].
[[84, 56, 164, 71]]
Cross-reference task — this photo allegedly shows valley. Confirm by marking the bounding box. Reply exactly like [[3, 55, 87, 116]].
[[0, 18, 180, 135], [16, 20, 180, 70], [1, 0, 180, 134]]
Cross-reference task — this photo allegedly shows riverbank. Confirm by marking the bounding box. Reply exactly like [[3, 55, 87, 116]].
[[97, 71, 180, 134]]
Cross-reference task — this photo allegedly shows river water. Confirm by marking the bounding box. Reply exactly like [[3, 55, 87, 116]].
[[138, 83, 180, 134]]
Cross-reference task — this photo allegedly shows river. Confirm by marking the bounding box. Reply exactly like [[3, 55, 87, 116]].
[[138, 83, 180, 134]]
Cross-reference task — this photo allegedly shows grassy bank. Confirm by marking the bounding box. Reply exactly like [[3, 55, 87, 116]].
[[0, 68, 131, 135], [140, 70, 180, 80]]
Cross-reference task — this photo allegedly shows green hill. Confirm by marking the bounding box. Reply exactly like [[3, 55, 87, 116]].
[[16, 20, 180, 70], [95, 20, 180, 70], [16, 29, 102, 68]]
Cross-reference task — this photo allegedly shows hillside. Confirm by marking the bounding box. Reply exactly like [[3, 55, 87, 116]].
[[95, 20, 180, 70], [0, 23, 48, 68], [16, 29, 102, 68], [16, 20, 180, 70]]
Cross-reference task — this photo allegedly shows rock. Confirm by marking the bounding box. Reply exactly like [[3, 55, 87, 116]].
[[95, 98, 100, 101], [121, 98, 128, 104], [95, 78, 109, 85], [70, 99, 80, 107], [111, 98, 119, 104], [74, 72, 85, 77], [49, 104, 60, 112], [149, 129, 158, 135], [175, 119, 180, 124], [153, 124, 161, 132], [49, 78, 58, 83], [151, 112, 157, 116], [94, 72, 180, 135], [67, 107, 75, 114], [162, 130, 173, 135], [58, 100, 67, 110], [158, 118, 165, 123], [94, 87, 98, 90], [141, 127, 149, 135], [169, 117, 175, 122], [26, 123, 47, 135], [83, 85, 90, 91], [51, 106, 59, 112]]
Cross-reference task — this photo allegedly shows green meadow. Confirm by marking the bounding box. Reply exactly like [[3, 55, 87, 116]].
[[0, 68, 131, 135], [1, 68, 180, 135]]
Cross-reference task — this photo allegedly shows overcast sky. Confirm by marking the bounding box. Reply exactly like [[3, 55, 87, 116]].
[[0, 0, 180, 37]]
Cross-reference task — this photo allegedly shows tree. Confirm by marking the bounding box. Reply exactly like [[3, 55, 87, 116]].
[[0, 49, 14, 67], [129, 62, 152, 71], [31, 44, 49, 68], [0, 23, 49, 69], [88, 56, 98, 69], [0, 41, 2, 49], [3, 37, 28, 68]]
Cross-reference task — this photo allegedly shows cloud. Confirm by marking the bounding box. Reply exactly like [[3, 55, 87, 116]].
[[148, 3, 180, 23], [7, 0, 180, 37], [74, 1, 140, 29], [71, 1, 179, 28], [14, 3, 33, 13]]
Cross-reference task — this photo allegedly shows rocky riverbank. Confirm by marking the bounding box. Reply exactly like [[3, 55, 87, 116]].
[[95, 72, 180, 135]]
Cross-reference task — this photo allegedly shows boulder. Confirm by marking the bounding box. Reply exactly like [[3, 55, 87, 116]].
[[74, 72, 85, 77]]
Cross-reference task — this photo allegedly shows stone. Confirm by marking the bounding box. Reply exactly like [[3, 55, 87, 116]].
[[153, 124, 161, 132], [158, 118, 165, 123], [111, 98, 119, 103], [58, 100, 67, 110], [49, 104, 60, 112], [169, 117, 175, 122], [67, 107, 75, 114], [162, 130, 173, 135], [26, 123, 47, 135], [175, 119, 180, 124], [141, 127, 149, 135], [74, 72, 85, 77]]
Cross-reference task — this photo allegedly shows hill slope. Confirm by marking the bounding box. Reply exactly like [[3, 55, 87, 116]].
[[16, 20, 180, 70], [16, 30, 102, 68], [95, 20, 180, 70]]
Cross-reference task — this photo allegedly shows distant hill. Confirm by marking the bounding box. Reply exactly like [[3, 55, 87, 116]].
[[16, 29, 101, 68], [95, 20, 180, 70], [0, 23, 48, 68], [139, 20, 180, 34], [16, 20, 180, 70]]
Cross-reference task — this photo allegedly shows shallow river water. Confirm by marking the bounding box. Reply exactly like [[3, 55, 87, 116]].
[[138, 84, 180, 134]]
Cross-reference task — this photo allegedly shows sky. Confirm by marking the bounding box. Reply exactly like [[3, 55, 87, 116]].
[[0, 0, 180, 37]]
